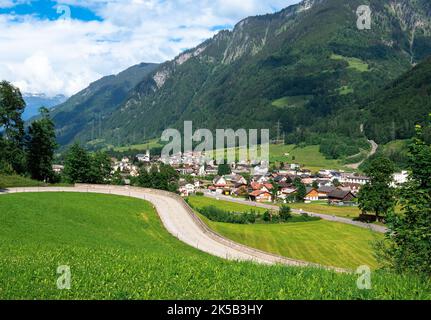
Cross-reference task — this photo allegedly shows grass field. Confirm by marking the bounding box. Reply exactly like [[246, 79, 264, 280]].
[[187, 196, 380, 269], [1, 192, 429, 300], [330, 54, 370, 72], [272, 95, 312, 109], [269, 144, 346, 171], [110, 139, 162, 152], [289, 202, 361, 219]]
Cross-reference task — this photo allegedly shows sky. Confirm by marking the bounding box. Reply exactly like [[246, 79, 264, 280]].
[[0, 0, 301, 97]]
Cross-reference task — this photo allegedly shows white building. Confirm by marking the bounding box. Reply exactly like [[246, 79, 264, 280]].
[[392, 171, 409, 187]]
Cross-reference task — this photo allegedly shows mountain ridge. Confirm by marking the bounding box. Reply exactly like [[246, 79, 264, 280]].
[[50, 0, 431, 155]]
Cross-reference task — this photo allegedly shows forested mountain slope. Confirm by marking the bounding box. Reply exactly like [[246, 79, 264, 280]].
[[52, 0, 431, 153]]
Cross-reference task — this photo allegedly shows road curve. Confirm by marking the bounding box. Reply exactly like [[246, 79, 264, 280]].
[[0, 185, 346, 272], [204, 193, 387, 234]]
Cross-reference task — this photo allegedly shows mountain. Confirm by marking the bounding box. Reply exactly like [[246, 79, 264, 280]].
[[363, 55, 431, 144], [51, 62, 158, 147], [52, 0, 431, 153], [23, 93, 67, 120]]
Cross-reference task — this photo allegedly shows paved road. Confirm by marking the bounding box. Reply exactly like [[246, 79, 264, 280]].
[[346, 139, 379, 170], [0, 185, 346, 272], [204, 193, 387, 233]]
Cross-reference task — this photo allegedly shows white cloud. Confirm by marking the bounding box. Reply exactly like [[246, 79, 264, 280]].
[[0, 0, 28, 8], [0, 0, 301, 96]]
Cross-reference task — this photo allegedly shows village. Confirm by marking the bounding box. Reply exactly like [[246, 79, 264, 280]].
[[62, 149, 408, 207]]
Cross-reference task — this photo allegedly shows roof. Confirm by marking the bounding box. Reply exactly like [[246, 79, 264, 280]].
[[263, 183, 274, 190], [305, 187, 318, 195], [318, 186, 338, 193], [328, 190, 355, 200], [249, 190, 271, 197]]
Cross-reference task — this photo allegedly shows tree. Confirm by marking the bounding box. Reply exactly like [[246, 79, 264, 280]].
[[376, 120, 431, 276], [63, 143, 92, 183], [0, 81, 26, 173], [89, 151, 112, 184], [333, 179, 341, 187], [25, 108, 57, 182], [312, 180, 319, 189], [279, 205, 292, 221], [137, 163, 179, 192], [217, 163, 231, 176], [269, 180, 279, 203], [358, 157, 395, 220], [294, 178, 306, 202]]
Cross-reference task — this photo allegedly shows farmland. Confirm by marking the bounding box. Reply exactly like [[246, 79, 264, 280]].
[[187, 196, 380, 269], [268, 144, 346, 171], [0, 192, 429, 300]]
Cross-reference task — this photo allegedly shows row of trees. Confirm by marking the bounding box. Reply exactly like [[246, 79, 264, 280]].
[[358, 117, 431, 276], [0, 81, 57, 182], [63, 143, 112, 184], [136, 164, 179, 192]]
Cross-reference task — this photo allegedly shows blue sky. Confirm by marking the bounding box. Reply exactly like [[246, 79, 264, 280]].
[[0, 0, 301, 96]]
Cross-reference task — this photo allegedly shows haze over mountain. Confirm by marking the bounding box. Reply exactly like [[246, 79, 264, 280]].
[[50, 0, 431, 156], [22, 93, 67, 121]]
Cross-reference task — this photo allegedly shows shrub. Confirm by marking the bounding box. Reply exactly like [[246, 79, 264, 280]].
[[198, 206, 257, 224], [279, 205, 293, 221]]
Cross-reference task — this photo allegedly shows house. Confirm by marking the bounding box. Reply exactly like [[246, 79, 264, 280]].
[[392, 171, 409, 187], [249, 190, 272, 203], [225, 174, 247, 186], [273, 175, 288, 183], [136, 150, 150, 163], [340, 183, 362, 195], [179, 183, 196, 197], [250, 182, 273, 193], [301, 177, 314, 185], [205, 165, 218, 175], [253, 165, 269, 176], [252, 175, 269, 184], [213, 176, 227, 188], [304, 188, 319, 201], [315, 178, 333, 187], [328, 190, 356, 204], [52, 165, 64, 174], [318, 186, 338, 199], [340, 174, 370, 185]]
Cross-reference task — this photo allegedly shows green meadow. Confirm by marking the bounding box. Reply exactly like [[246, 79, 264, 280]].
[[0, 192, 429, 300], [187, 196, 379, 269]]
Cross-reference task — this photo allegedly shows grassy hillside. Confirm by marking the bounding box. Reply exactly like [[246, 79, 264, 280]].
[[269, 144, 346, 171], [187, 196, 380, 269], [0, 192, 429, 300], [0, 175, 44, 189]]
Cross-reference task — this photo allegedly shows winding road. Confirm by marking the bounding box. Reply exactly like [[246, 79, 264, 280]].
[[346, 139, 379, 170], [0, 185, 346, 272]]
